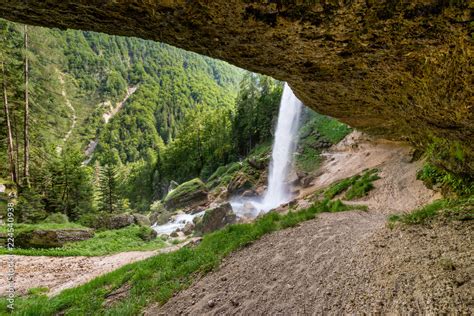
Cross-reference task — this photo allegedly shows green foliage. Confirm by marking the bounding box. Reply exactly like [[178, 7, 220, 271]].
[[207, 162, 242, 189], [388, 197, 473, 226], [0, 199, 363, 314], [43, 213, 69, 224], [0, 225, 165, 257], [27, 287, 49, 297], [417, 162, 473, 197], [323, 169, 380, 200], [98, 164, 120, 213], [161, 104, 235, 183], [345, 169, 380, 200], [295, 109, 351, 173], [304, 111, 352, 144], [233, 73, 282, 156]]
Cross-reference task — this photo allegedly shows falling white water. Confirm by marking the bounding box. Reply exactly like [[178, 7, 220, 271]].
[[153, 83, 303, 235], [231, 83, 303, 215]]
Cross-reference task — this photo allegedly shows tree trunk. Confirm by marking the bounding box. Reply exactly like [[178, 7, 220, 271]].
[[23, 24, 30, 188], [2, 61, 18, 186]]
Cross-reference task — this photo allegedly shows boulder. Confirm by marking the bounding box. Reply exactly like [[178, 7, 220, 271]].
[[241, 189, 256, 198], [227, 174, 253, 195], [133, 213, 151, 226], [183, 222, 195, 235], [149, 210, 173, 225], [195, 202, 237, 235], [16, 228, 94, 248], [106, 214, 134, 230], [137, 227, 157, 241], [164, 178, 208, 211], [248, 157, 265, 170]]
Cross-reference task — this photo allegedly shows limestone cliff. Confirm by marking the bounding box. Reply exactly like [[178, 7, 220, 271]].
[[1, 1, 472, 174]]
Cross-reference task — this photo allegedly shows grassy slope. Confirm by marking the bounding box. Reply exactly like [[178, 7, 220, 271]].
[[0, 199, 364, 315], [296, 112, 351, 173], [388, 196, 474, 226], [0, 225, 165, 257], [323, 169, 380, 200]]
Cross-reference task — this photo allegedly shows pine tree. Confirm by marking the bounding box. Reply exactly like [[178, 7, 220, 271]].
[[98, 164, 119, 213]]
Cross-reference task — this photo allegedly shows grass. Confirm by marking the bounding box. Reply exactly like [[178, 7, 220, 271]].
[[0, 199, 364, 315], [303, 112, 352, 144], [0, 225, 166, 257], [323, 169, 380, 200], [388, 197, 474, 226]]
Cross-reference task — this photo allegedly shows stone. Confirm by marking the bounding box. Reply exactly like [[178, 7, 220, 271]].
[[133, 213, 151, 226], [16, 228, 94, 248], [301, 175, 314, 188], [106, 214, 134, 229], [241, 189, 256, 198], [207, 300, 215, 308], [183, 222, 195, 235], [149, 210, 174, 225], [248, 157, 265, 170], [170, 230, 179, 238], [164, 178, 208, 211], [195, 202, 237, 234], [227, 173, 254, 195]]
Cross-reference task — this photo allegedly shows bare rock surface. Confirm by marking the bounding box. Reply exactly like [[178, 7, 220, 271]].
[[0, 2, 471, 173]]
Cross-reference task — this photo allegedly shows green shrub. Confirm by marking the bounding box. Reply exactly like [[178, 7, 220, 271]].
[[43, 213, 69, 224], [417, 163, 473, 197]]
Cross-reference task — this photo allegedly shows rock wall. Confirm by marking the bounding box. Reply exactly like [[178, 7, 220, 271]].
[[1, 1, 472, 173]]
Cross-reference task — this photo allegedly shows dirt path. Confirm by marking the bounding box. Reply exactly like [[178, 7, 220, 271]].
[[146, 132, 473, 315], [0, 239, 197, 297]]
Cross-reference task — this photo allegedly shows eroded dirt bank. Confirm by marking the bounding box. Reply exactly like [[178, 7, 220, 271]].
[[147, 133, 473, 315]]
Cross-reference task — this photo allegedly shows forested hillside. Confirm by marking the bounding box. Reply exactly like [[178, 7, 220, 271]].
[[0, 18, 247, 219]]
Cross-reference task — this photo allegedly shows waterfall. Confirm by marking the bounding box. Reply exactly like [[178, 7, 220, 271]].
[[231, 83, 303, 215], [262, 83, 303, 209]]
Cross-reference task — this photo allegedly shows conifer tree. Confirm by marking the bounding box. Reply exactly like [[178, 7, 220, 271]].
[[98, 164, 120, 213]]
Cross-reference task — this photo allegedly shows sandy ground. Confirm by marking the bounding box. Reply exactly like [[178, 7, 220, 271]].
[[146, 132, 473, 315], [0, 240, 196, 297]]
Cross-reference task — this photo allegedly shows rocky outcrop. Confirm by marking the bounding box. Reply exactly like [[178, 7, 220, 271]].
[[164, 178, 208, 211], [194, 202, 237, 235], [1, 1, 472, 175], [16, 228, 94, 248], [133, 213, 151, 227], [106, 214, 134, 230]]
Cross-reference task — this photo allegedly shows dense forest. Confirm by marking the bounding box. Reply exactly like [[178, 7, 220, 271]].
[[0, 19, 290, 222]]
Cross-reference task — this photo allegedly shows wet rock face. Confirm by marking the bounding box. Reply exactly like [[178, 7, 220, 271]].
[[195, 202, 237, 235], [1, 1, 472, 170]]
